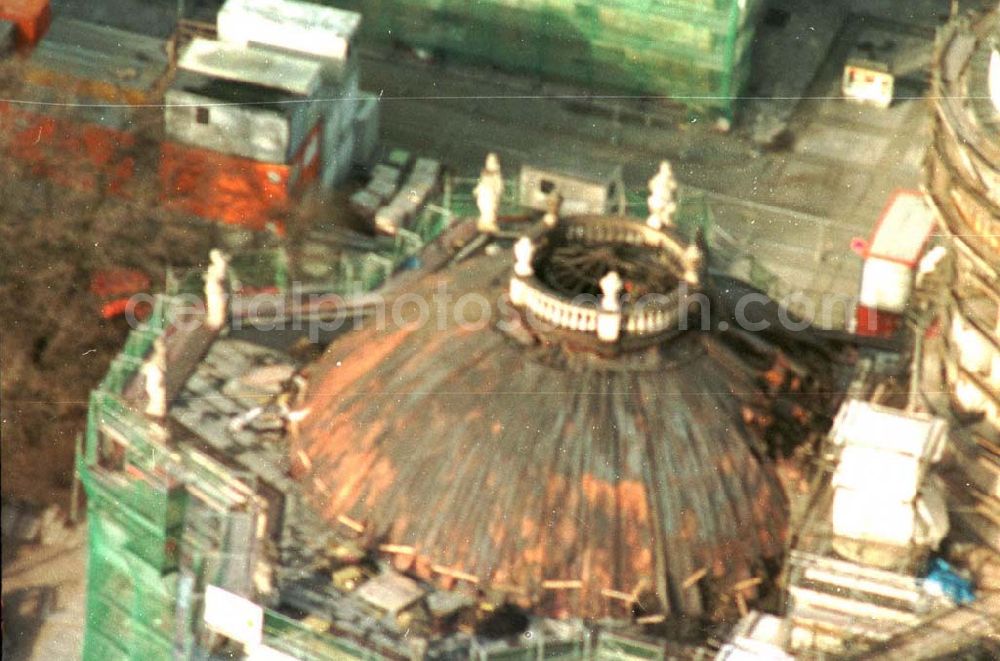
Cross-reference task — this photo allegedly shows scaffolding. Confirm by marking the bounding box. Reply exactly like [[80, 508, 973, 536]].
[[334, 0, 762, 118], [76, 297, 376, 660]]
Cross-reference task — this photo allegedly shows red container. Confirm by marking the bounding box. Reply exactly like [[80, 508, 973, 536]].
[[90, 269, 151, 299], [855, 305, 901, 339], [159, 122, 321, 232], [0, 0, 51, 49]]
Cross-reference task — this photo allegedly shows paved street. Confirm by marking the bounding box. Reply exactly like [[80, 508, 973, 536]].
[[362, 3, 967, 328]]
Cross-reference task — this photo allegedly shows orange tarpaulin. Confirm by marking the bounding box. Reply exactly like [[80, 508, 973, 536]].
[[0, 102, 136, 195], [159, 123, 321, 232], [0, 0, 50, 49]]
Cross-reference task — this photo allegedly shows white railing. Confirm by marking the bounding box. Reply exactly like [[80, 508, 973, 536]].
[[514, 275, 687, 338]]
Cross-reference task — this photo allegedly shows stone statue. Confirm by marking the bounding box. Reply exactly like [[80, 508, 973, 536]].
[[205, 249, 229, 330], [143, 336, 167, 418], [474, 153, 504, 234], [597, 271, 623, 343], [646, 161, 678, 230], [543, 190, 563, 228]]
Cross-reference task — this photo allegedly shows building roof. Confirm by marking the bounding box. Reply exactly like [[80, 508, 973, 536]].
[[169, 70, 301, 116], [867, 190, 936, 266], [218, 0, 361, 61], [178, 37, 322, 97], [292, 218, 837, 620]]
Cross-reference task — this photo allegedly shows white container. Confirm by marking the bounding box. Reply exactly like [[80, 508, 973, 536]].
[[217, 0, 360, 62], [827, 400, 951, 551], [166, 74, 311, 163], [168, 39, 325, 162], [828, 400, 948, 462], [858, 190, 936, 313], [519, 161, 625, 215]]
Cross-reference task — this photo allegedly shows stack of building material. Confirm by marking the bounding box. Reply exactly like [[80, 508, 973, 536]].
[[216, 0, 366, 189], [0, 0, 50, 51], [25, 17, 169, 105], [350, 152, 441, 236], [825, 400, 950, 570], [161, 38, 326, 230], [333, 0, 761, 118], [786, 551, 949, 655], [715, 611, 793, 660]]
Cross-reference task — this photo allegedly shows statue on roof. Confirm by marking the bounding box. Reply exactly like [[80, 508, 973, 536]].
[[205, 249, 229, 331], [646, 160, 678, 230], [142, 336, 167, 419], [474, 152, 504, 234]]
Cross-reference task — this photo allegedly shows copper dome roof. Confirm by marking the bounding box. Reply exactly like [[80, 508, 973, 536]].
[[291, 219, 832, 620]]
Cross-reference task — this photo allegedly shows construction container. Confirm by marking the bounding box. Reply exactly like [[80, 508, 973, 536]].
[[159, 122, 321, 231], [826, 401, 950, 569], [217, 0, 360, 62], [216, 0, 363, 188], [0, 100, 138, 196], [166, 38, 324, 163], [331, 0, 761, 118], [25, 18, 168, 105], [0, 0, 50, 50], [519, 161, 625, 215], [855, 190, 936, 338]]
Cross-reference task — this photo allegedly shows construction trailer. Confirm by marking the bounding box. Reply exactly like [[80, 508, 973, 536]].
[[854, 190, 937, 339], [330, 0, 763, 120], [824, 400, 950, 570], [518, 161, 626, 216], [166, 38, 325, 164], [160, 1, 377, 230], [215, 0, 364, 188], [161, 37, 330, 231]]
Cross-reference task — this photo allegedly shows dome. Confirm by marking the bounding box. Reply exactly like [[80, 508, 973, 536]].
[[290, 215, 832, 620]]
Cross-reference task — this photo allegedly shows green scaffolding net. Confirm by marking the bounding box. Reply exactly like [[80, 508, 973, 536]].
[[333, 0, 762, 117]]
